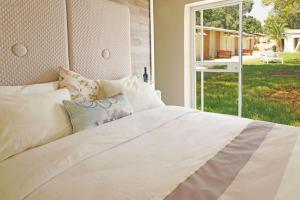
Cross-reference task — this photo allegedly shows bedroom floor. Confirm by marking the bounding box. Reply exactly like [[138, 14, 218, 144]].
[[196, 52, 300, 127]]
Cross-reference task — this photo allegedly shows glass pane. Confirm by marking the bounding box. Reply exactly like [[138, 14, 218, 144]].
[[200, 5, 240, 63], [196, 71, 238, 115], [195, 11, 201, 26], [195, 11, 202, 62], [203, 5, 240, 30]]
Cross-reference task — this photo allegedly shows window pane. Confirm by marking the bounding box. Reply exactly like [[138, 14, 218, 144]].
[[196, 72, 238, 115], [201, 5, 240, 63]]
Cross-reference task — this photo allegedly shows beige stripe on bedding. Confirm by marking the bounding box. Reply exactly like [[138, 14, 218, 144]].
[[164, 121, 274, 200], [274, 132, 300, 200], [219, 124, 299, 200]]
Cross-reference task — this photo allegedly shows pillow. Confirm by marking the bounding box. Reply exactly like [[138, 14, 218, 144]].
[[0, 81, 59, 95], [99, 76, 133, 97], [63, 94, 133, 133], [58, 67, 105, 101], [0, 89, 72, 162], [100, 76, 165, 112]]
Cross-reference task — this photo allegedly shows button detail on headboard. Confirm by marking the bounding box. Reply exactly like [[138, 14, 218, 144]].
[[101, 49, 110, 60], [12, 44, 27, 57]]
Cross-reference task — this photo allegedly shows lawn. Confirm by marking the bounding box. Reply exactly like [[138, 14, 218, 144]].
[[196, 52, 300, 127]]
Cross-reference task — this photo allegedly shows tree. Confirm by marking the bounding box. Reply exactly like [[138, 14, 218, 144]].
[[264, 16, 287, 51], [243, 0, 255, 13], [262, 0, 300, 29], [243, 16, 263, 34], [196, 0, 254, 31]]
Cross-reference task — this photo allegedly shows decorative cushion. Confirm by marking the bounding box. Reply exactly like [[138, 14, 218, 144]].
[[58, 67, 105, 101], [0, 81, 59, 95], [63, 94, 133, 133], [100, 76, 165, 112], [0, 89, 72, 162]]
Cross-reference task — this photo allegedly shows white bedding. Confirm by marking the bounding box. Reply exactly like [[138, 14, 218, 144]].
[[0, 106, 299, 200]]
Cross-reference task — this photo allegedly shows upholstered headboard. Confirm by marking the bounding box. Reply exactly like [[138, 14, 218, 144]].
[[0, 0, 69, 86], [0, 0, 131, 86], [67, 0, 131, 80]]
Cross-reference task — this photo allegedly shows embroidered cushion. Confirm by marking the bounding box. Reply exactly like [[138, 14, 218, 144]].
[[63, 94, 133, 133], [58, 67, 105, 101]]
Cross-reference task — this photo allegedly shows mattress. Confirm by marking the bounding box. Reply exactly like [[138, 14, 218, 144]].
[[0, 106, 299, 200]]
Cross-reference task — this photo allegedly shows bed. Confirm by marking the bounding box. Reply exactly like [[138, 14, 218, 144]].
[[0, 1, 299, 200]]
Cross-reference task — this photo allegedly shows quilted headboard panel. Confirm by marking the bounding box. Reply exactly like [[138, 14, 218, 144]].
[[0, 0, 69, 86], [66, 0, 132, 80]]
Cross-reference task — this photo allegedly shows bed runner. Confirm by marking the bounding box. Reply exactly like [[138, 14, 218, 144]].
[[164, 121, 274, 200]]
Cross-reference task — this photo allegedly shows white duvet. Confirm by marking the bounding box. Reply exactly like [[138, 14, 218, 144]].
[[0, 106, 299, 200]]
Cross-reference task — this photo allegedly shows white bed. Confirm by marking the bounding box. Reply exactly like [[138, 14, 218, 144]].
[[0, 1, 300, 200], [0, 106, 299, 200]]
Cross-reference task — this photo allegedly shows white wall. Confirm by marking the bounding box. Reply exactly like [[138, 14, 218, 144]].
[[243, 38, 250, 49], [284, 37, 295, 52], [110, 0, 151, 76], [154, 0, 199, 106], [209, 30, 216, 58]]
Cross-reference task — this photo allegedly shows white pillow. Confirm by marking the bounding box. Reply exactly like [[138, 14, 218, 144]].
[[0, 81, 59, 95], [0, 89, 72, 162], [100, 76, 165, 112]]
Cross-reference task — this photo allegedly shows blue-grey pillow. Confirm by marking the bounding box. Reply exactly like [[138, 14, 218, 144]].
[[63, 94, 133, 133]]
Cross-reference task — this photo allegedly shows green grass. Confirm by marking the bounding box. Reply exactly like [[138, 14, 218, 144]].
[[196, 52, 300, 127]]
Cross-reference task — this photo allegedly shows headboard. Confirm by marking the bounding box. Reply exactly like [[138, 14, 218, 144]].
[[0, 0, 131, 86], [67, 0, 131, 80], [0, 0, 69, 86]]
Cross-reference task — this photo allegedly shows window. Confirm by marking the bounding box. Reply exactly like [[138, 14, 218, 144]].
[[191, 1, 243, 116]]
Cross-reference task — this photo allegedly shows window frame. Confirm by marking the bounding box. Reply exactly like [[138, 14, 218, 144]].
[[190, 0, 244, 117]]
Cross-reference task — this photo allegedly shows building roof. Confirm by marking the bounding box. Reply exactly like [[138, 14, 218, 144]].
[[284, 29, 300, 34], [195, 26, 256, 37]]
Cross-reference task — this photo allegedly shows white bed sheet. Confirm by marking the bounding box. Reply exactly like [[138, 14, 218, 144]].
[[0, 106, 299, 200]]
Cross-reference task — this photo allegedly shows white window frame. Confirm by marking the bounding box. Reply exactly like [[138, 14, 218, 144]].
[[185, 0, 243, 117], [150, 0, 155, 87]]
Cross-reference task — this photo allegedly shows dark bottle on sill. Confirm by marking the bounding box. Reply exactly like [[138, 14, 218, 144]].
[[143, 67, 149, 83]]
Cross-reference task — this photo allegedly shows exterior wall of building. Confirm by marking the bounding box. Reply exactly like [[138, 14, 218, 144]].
[[204, 30, 210, 59], [196, 33, 201, 61], [283, 29, 300, 52], [219, 33, 237, 55], [243, 37, 255, 50], [243, 38, 249, 50], [209, 30, 216, 58], [235, 37, 238, 55], [255, 36, 277, 51], [220, 32, 226, 51], [216, 31, 221, 53], [195, 30, 216, 60], [228, 36, 235, 54], [284, 37, 296, 52], [296, 39, 300, 51], [196, 30, 256, 60]]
